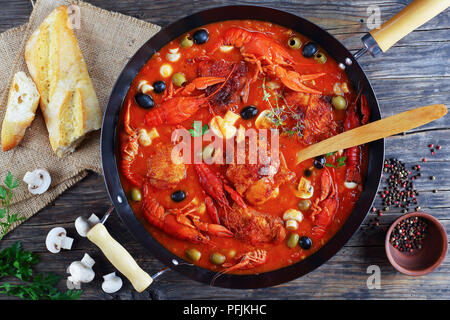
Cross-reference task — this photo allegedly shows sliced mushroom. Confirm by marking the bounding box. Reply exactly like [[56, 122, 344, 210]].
[[75, 214, 100, 237], [223, 111, 240, 125], [23, 169, 51, 195], [166, 48, 181, 62], [295, 177, 314, 199], [209, 115, 236, 139], [137, 80, 153, 94], [45, 227, 74, 253], [138, 128, 159, 147], [102, 272, 123, 294], [159, 63, 173, 78], [344, 181, 358, 189], [255, 110, 275, 129], [219, 45, 234, 53]]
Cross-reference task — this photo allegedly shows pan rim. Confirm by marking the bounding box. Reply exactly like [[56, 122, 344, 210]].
[[101, 4, 384, 289]]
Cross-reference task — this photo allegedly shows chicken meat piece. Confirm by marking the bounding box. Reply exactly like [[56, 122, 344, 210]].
[[284, 91, 338, 144], [222, 203, 286, 245], [226, 155, 295, 206], [147, 144, 186, 189]]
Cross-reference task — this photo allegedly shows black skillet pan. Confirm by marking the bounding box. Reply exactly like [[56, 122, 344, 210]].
[[99, 1, 448, 290]]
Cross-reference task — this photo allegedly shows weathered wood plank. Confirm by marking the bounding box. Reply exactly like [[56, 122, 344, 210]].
[[0, 0, 449, 300]]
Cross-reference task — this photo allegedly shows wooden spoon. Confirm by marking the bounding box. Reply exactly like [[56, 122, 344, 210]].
[[296, 104, 447, 164]]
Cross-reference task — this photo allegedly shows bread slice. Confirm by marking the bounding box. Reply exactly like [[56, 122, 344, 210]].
[[24, 5, 102, 157], [1, 72, 40, 151]]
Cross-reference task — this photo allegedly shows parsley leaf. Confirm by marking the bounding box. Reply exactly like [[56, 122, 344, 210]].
[[0, 172, 24, 240], [337, 156, 347, 167], [325, 151, 337, 157], [325, 156, 347, 168], [189, 121, 209, 137], [0, 241, 82, 300]]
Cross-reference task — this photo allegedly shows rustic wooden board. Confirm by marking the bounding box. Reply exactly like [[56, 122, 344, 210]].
[[0, 0, 449, 300]]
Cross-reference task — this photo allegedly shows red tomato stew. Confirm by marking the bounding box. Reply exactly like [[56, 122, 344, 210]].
[[118, 20, 369, 274]]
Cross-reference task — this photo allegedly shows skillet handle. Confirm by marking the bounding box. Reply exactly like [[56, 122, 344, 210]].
[[370, 0, 449, 53], [87, 223, 153, 293]]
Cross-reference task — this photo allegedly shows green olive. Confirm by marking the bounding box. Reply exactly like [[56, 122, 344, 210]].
[[314, 51, 327, 64], [286, 233, 300, 248], [287, 36, 302, 50], [130, 188, 142, 202], [298, 199, 311, 211], [332, 95, 348, 111], [172, 72, 187, 87], [228, 249, 237, 259], [210, 252, 226, 265], [186, 248, 201, 261], [180, 35, 194, 48]]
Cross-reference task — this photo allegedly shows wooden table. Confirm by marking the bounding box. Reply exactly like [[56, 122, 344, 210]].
[[0, 0, 449, 300]]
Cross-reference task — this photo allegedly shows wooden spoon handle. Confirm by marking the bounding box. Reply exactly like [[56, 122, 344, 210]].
[[296, 104, 447, 164]]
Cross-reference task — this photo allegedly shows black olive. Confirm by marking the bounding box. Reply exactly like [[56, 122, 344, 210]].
[[153, 81, 166, 94], [193, 29, 209, 44], [302, 42, 318, 58], [240, 106, 258, 120], [313, 155, 326, 169], [171, 190, 186, 202], [135, 93, 154, 109], [299, 236, 312, 249], [304, 169, 312, 177]]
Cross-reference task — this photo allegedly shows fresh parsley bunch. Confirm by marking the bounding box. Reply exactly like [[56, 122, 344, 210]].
[[0, 172, 24, 240], [0, 241, 82, 300]]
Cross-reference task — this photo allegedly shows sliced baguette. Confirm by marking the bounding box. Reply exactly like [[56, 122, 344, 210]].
[[25, 5, 102, 157], [1, 72, 40, 151]]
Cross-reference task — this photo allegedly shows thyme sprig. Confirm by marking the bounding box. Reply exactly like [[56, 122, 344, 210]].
[[261, 78, 304, 138]]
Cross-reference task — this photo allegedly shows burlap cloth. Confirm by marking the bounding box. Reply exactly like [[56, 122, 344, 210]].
[[0, 0, 160, 233]]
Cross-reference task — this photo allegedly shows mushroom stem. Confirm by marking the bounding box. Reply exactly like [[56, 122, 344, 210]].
[[81, 253, 96, 268]]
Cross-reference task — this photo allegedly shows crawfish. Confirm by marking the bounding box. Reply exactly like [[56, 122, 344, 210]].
[[344, 94, 370, 184], [194, 163, 246, 224], [223, 249, 267, 273], [145, 66, 237, 127], [142, 184, 233, 244], [311, 167, 338, 238], [211, 249, 267, 283], [214, 27, 325, 94], [121, 100, 144, 186], [195, 163, 285, 245]]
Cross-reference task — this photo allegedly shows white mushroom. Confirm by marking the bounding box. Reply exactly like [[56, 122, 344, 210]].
[[283, 209, 304, 223], [74, 214, 100, 237], [45, 227, 74, 253], [23, 169, 51, 195], [219, 45, 234, 53], [286, 219, 299, 231], [138, 128, 159, 147], [137, 80, 153, 94], [166, 48, 181, 62], [294, 177, 314, 199], [160, 63, 173, 78], [255, 110, 275, 129], [209, 111, 240, 139], [67, 253, 95, 288], [101, 272, 123, 294], [344, 181, 358, 189]]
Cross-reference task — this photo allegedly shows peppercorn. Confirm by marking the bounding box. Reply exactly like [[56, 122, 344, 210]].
[[390, 216, 427, 252]]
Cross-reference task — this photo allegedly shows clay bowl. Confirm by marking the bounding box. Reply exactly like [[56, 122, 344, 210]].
[[385, 212, 448, 276]]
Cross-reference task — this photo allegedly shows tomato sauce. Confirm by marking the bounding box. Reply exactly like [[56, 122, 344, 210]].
[[118, 20, 368, 274]]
